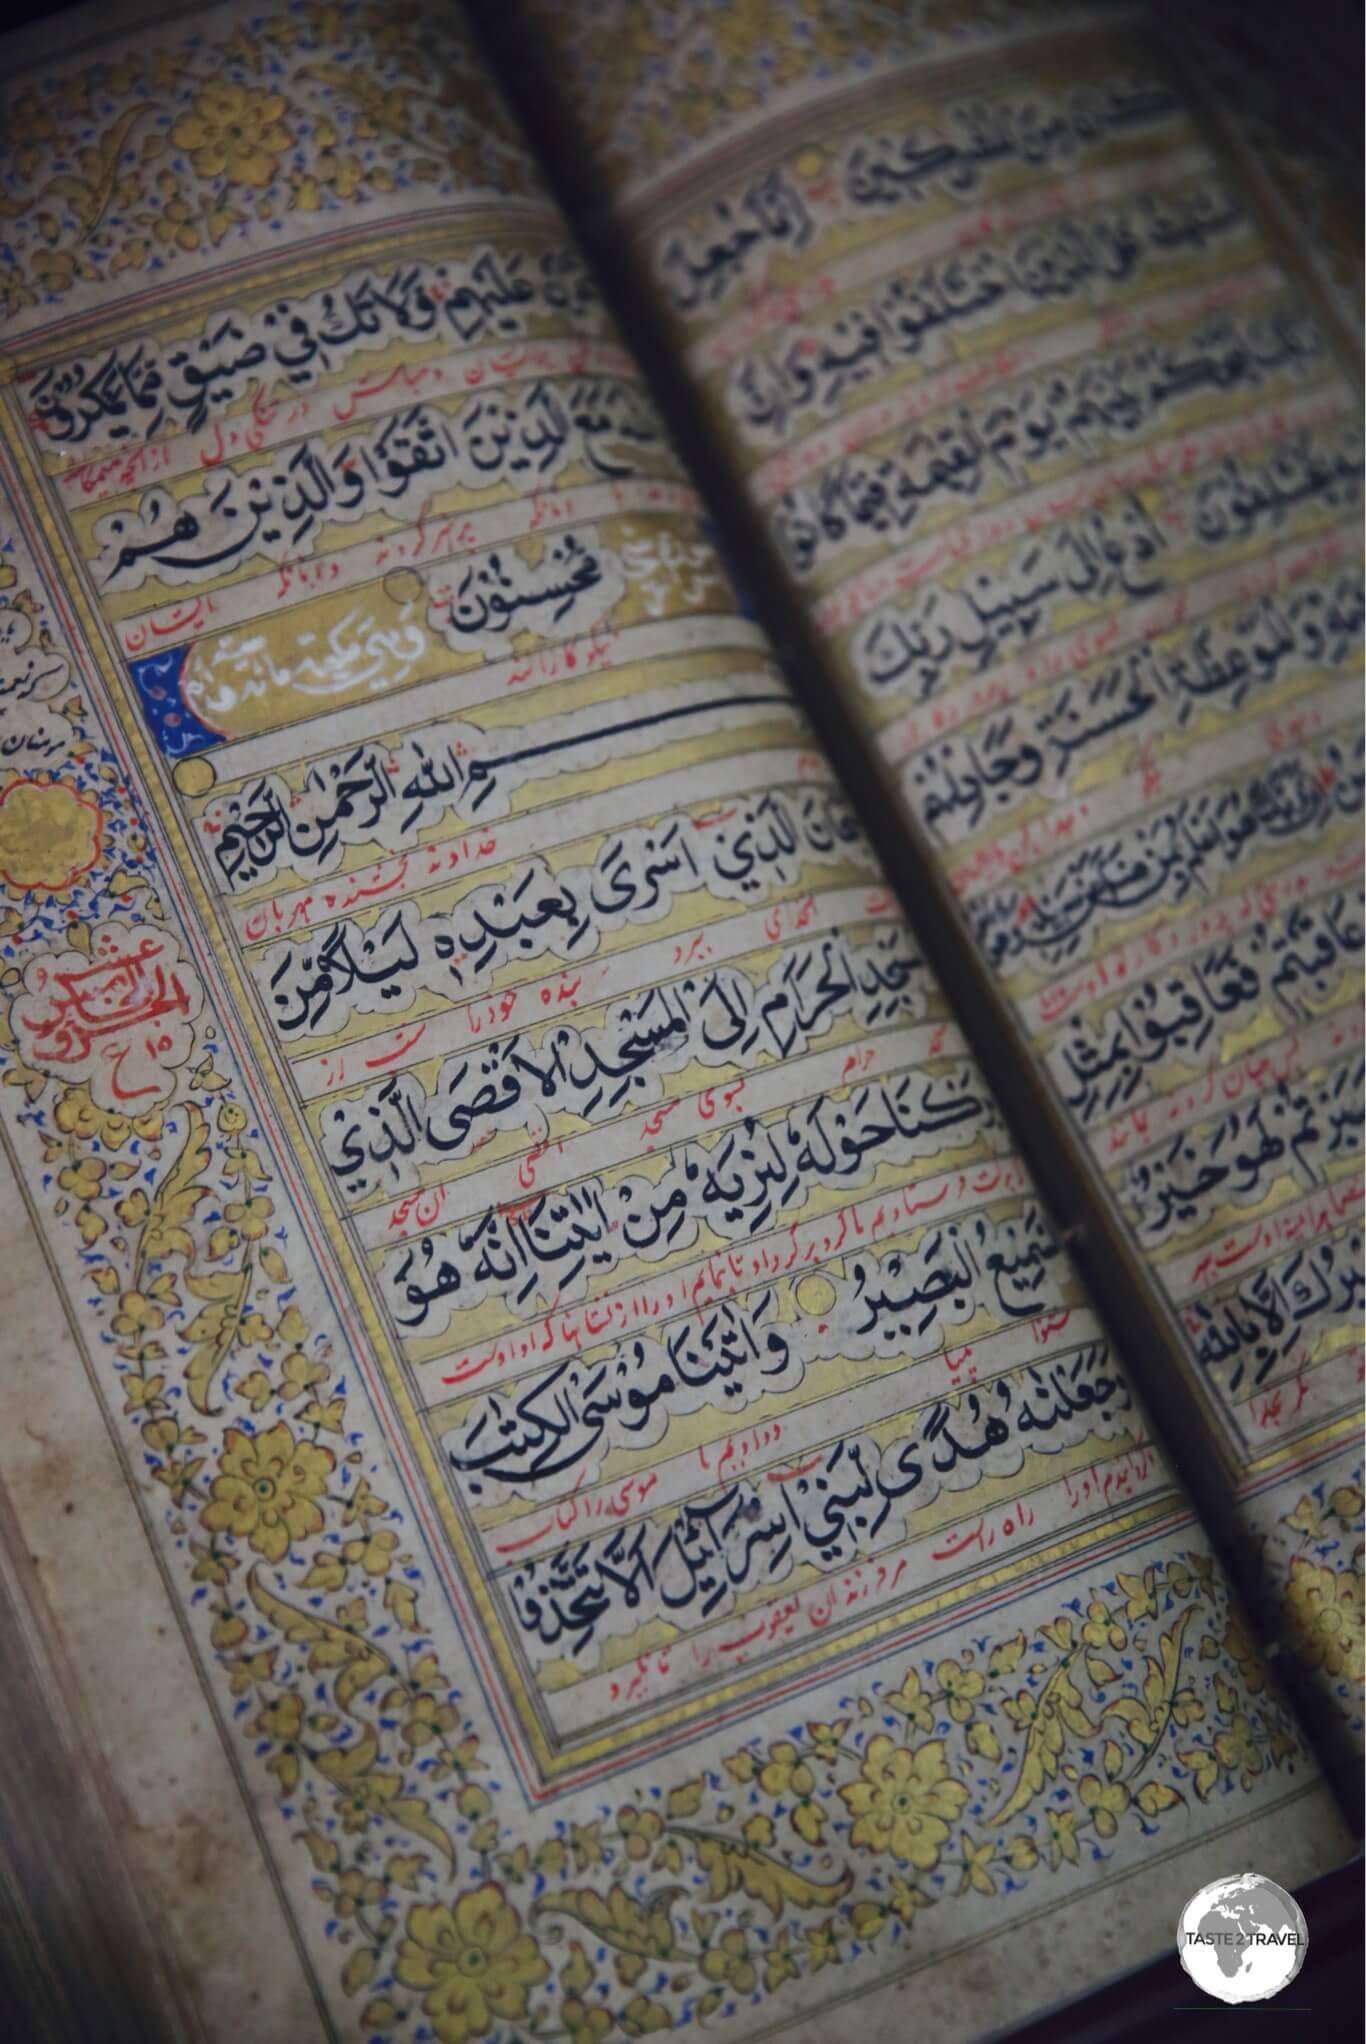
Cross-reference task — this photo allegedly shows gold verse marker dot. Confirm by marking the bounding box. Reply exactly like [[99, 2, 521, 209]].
[[172, 754, 216, 798], [795, 1272, 837, 1319]]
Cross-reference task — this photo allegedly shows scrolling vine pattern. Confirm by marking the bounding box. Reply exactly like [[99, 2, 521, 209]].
[[517, 0, 1046, 189], [0, 0, 535, 322]]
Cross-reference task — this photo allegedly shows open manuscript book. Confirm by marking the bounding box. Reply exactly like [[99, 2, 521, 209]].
[[0, 2, 1360, 2037]]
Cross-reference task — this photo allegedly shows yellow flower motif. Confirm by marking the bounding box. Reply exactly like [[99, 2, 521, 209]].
[[1, 273, 37, 318], [1117, 1568, 1158, 1620], [209, 1195, 275, 1259], [1078, 1774, 1128, 1838], [1000, 1687, 1041, 1732], [1171, 1682, 1205, 1728], [0, 777, 103, 892], [758, 1740, 814, 1799], [1005, 1834, 1039, 1871], [343, 1474, 389, 1523], [115, 1188, 151, 1229], [1283, 1493, 1323, 1538], [345, 1527, 398, 1575], [396, 1885, 548, 2043], [1081, 1600, 1126, 1652], [111, 237, 152, 277], [758, 1739, 824, 1840], [201, 1422, 334, 1561], [334, 1769, 403, 1833], [763, 1928, 798, 1993], [805, 1918, 840, 1971], [154, 194, 201, 252], [1329, 1483, 1364, 1526], [170, 85, 294, 189], [318, 149, 364, 199], [569, 1821, 604, 1870], [839, 1736, 968, 1868], [886, 1872, 933, 1925], [958, 1830, 997, 1895], [456, 1783, 492, 1825], [1283, 1555, 1364, 1682], [805, 1718, 849, 1765], [226, 1193, 274, 1240], [1220, 1615, 1268, 1692], [617, 1805, 663, 1860], [234, 1369, 274, 1413], [1213, 1713, 1265, 1786], [965, 1718, 1001, 1762], [404, 1691, 460, 1748], [30, 249, 79, 296], [1267, 1723, 1298, 1767], [887, 1665, 934, 1731], [1043, 1806, 1080, 1869], [58, 1154, 105, 1201], [53, 1086, 163, 1150], [934, 1657, 985, 1723], [700, 1927, 756, 1992], [255, 1692, 303, 1743], [849, 1898, 885, 1940], [112, 1289, 163, 1338], [564, 1996, 612, 2042], [5, 99, 55, 148], [333, 1866, 388, 1919]]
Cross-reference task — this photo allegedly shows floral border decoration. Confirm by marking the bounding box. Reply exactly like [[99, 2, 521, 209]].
[[1278, 1470, 1365, 1742], [0, 0, 535, 318], [519, 0, 1041, 191], [0, 530, 1334, 2042]]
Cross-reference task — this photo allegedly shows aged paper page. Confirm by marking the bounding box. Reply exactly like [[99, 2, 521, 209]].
[[516, 0, 1366, 1780], [0, 2, 1351, 2039]]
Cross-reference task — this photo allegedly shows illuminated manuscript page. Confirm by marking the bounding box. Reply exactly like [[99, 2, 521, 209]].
[[517, 0, 1366, 1777], [0, 3, 1350, 2041]]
